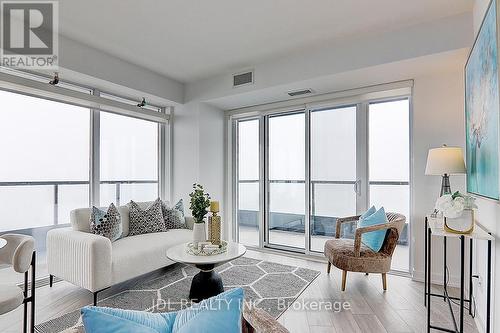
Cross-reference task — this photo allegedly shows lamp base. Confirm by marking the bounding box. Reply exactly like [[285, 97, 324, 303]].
[[440, 174, 451, 197]]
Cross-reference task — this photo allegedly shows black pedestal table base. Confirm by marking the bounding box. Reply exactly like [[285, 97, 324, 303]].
[[189, 264, 224, 302]]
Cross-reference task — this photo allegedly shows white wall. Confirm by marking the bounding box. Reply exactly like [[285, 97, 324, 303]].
[[172, 102, 226, 237], [412, 70, 467, 285], [471, 0, 499, 331]]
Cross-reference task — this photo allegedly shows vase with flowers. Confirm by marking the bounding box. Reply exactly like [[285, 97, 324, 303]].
[[435, 191, 478, 234]]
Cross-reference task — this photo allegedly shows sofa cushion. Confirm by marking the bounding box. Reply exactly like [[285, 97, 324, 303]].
[[90, 204, 122, 242], [71, 203, 157, 236], [162, 199, 187, 230], [111, 230, 192, 285], [128, 199, 166, 236]]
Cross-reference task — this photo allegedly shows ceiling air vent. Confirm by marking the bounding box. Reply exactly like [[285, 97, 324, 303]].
[[233, 71, 254, 87], [287, 89, 314, 97]]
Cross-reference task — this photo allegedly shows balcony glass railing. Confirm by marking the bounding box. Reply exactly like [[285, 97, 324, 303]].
[[237, 179, 409, 246], [0, 180, 158, 230]]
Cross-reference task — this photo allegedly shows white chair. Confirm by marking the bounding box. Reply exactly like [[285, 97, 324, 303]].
[[0, 234, 36, 333]]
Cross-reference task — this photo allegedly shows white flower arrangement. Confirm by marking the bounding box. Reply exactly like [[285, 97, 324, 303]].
[[435, 191, 478, 218]]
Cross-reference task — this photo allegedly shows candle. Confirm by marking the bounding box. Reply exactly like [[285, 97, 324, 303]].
[[210, 200, 219, 213]]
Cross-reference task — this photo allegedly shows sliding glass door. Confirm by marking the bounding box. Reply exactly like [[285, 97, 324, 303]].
[[267, 112, 305, 250], [368, 99, 410, 271], [233, 95, 411, 272], [310, 105, 358, 252]]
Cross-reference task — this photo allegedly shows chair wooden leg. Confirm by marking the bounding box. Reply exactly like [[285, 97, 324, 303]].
[[327, 262, 331, 274], [341, 270, 347, 291], [382, 273, 387, 291]]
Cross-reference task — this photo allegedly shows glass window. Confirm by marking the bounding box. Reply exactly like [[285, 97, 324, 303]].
[[369, 99, 410, 182], [369, 99, 410, 272], [237, 119, 260, 247], [100, 112, 159, 206], [0, 89, 90, 272]]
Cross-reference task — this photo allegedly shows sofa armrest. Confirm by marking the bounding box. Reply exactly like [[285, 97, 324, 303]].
[[185, 216, 195, 230], [243, 303, 289, 333], [47, 228, 112, 292]]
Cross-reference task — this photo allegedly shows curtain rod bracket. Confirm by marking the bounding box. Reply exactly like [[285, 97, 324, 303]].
[[137, 97, 146, 108], [49, 72, 59, 85]]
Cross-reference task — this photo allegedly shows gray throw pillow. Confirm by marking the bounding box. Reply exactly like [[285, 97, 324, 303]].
[[89, 203, 122, 242], [128, 198, 166, 236], [161, 199, 186, 230]]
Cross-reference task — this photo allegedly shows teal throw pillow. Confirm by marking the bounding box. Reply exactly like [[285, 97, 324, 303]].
[[81, 288, 244, 333], [360, 205, 376, 220], [358, 207, 388, 252]]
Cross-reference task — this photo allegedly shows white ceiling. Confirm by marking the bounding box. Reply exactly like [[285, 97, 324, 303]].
[[209, 49, 469, 110], [59, 0, 473, 83]]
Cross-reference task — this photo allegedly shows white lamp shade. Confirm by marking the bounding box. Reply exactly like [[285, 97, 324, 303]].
[[425, 146, 466, 175]]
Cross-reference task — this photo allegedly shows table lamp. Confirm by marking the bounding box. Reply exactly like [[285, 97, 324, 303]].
[[425, 144, 466, 197]]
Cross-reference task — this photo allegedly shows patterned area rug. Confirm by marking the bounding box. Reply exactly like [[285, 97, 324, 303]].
[[35, 256, 319, 333]]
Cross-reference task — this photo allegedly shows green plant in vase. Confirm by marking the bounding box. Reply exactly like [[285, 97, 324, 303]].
[[189, 183, 211, 223], [189, 184, 211, 244]]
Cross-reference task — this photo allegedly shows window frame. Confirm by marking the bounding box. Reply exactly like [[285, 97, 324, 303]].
[[0, 71, 171, 228], [229, 82, 413, 275]]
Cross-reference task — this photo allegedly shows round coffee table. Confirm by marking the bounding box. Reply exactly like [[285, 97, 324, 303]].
[[166, 242, 246, 302]]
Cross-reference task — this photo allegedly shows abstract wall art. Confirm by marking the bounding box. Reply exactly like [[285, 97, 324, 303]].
[[465, 0, 500, 200]]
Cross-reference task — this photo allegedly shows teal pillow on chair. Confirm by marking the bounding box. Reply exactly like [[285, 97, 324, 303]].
[[358, 207, 388, 252], [81, 288, 244, 333], [360, 205, 376, 220]]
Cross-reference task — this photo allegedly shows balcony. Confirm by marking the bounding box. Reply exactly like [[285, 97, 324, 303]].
[[237, 179, 410, 272]]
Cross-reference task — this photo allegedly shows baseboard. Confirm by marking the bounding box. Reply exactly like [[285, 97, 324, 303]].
[[413, 270, 463, 289]]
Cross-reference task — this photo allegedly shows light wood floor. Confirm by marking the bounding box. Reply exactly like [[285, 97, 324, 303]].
[[0, 249, 478, 333]]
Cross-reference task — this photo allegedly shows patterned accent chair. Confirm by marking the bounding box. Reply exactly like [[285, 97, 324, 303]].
[[323, 212, 406, 291]]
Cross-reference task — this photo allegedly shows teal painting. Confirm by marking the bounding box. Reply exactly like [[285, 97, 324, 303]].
[[466, 0, 500, 200]]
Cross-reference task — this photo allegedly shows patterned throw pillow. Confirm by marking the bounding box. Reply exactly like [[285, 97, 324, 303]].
[[90, 203, 122, 242], [161, 199, 187, 230], [128, 198, 166, 236]]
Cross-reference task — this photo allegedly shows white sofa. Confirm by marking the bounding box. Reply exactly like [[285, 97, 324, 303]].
[[46, 203, 193, 303]]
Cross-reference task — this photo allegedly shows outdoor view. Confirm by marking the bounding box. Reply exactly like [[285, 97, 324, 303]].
[[237, 99, 410, 272], [0, 90, 160, 275]]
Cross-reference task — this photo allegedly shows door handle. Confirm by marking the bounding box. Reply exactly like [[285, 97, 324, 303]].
[[353, 180, 361, 196]]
